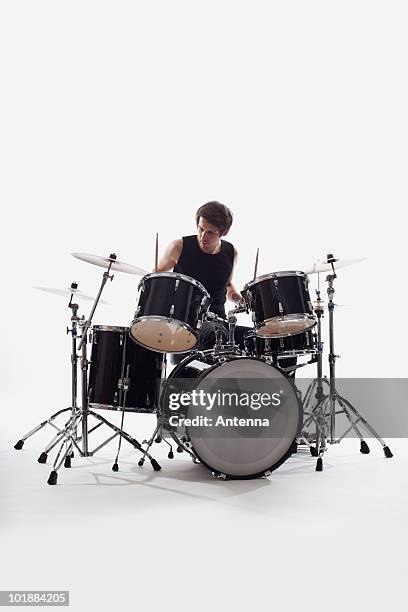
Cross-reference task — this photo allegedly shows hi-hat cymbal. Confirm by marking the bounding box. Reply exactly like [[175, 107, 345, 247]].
[[303, 257, 366, 275], [33, 286, 109, 304], [71, 252, 148, 276]]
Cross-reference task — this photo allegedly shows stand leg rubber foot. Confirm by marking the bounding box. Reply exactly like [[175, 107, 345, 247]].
[[47, 470, 58, 485], [316, 457, 323, 471], [14, 440, 24, 450], [168, 451, 174, 459], [112, 463, 119, 472], [150, 458, 162, 471], [138, 458, 145, 467], [176, 445, 183, 453], [38, 452, 48, 464], [360, 440, 370, 454], [383, 445, 393, 458], [155, 436, 162, 443], [310, 446, 318, 457], [64, 456, 71, 468]]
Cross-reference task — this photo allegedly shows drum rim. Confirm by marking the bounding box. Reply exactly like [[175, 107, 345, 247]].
[[92, 325, 129, 332], [138, 271, 210, 298], [243, 270, 307, 290], [254, 314, 316, 338], [182, 354, 302, 479], [89, 402, 158, 413], [130, 316, 199, 354]]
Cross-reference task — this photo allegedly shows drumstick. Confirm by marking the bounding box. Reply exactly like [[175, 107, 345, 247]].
[[155, 233, 159, 272], [253, 248, 259, 279]]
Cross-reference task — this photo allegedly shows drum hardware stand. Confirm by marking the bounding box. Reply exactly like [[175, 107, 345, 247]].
[[14, 283, 83, 455], [300, 255, 393, 471], [16, 258, 162, 483], [225, 303, 248, 354]]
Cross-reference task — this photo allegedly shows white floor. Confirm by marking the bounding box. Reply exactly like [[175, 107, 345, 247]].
[[1, 415, 406, 612]]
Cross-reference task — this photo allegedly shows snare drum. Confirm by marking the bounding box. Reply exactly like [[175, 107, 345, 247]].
[[242, 271, 316, 337], [88, 326, 164, 411], [130, 272, 210, 353]]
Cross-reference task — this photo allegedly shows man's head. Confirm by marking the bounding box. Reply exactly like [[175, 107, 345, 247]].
[[195, 201, 233, 253]]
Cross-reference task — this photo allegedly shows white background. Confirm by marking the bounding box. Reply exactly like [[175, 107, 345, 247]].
[[1, 1, 407, 611]]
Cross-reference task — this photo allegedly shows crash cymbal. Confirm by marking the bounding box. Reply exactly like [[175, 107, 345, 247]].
[[71, 252, 147, 276], [33, 286, 109, 304], [303, 257, 366, 275]]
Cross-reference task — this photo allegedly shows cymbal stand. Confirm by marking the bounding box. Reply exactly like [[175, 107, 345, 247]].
[[298, 285, 327, 457], [14, 282, 82, 457], [302, 255, 393, 471], [45, 255, 162, 484]]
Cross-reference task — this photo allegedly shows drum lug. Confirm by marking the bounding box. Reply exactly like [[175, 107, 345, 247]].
[[216, 472, 227, 480], [170, 304, 175, 317], [175, 279, 180, 290], [252, 312, 257, 322], [279, 302, 284, 314]]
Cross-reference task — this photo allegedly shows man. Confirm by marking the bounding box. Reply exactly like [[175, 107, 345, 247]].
[[156, 201, 246, 350]]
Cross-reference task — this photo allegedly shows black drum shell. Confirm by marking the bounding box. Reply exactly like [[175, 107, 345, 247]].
[[244, 329, 315, 356], [243, 273, 314, 330], [135, 275, 207, 331], [88, 327, 164, 411]]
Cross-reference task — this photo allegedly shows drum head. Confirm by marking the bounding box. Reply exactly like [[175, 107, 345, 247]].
[[130, 318, 197, 353], [256, 314, 315, 337], [185, 357, 301, 478]]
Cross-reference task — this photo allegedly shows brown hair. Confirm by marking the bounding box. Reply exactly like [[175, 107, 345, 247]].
[[195, 201, 233, 235]]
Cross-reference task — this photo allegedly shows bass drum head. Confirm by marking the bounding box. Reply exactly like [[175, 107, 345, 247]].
[[130, 317, 197, 353], [186, 357, 301, 479]]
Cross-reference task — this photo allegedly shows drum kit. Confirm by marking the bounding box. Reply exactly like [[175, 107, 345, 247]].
[[14, 249, 393, 484]]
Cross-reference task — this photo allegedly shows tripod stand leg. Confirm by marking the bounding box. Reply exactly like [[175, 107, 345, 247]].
[[37, 413, 82, 462], [335, 396, 370, 454], [47, 437, 73, 485], [169, 430, 200, 463], [338, 395, 393, 458], [88, 411, 162, 471], [14, 408, 73, 450], [139, 420, 161, 467]]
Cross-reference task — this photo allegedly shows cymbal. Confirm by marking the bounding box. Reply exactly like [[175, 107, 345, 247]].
[[303, 257, 366, 275], [71, 252, 147, 276], [33, 286, 109, 304]]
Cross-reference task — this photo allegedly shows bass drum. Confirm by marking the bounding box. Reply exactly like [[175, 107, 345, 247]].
[[164, 354, 302, 479]]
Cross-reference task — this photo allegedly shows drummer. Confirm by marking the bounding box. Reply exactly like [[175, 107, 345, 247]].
[[156, 201, 248, 350]]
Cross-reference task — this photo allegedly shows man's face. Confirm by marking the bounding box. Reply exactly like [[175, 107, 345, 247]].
[[197, 216, 222, 253]]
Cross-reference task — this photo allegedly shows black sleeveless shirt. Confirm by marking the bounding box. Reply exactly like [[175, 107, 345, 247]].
[[173, 235, 234, 318]]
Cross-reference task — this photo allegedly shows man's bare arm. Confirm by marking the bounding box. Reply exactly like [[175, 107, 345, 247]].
[[154, 239, 183, 272], [226, 247, 244, 304]]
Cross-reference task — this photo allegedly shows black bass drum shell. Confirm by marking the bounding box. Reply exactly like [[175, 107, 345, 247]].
[[164, 353, 302, 479]]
